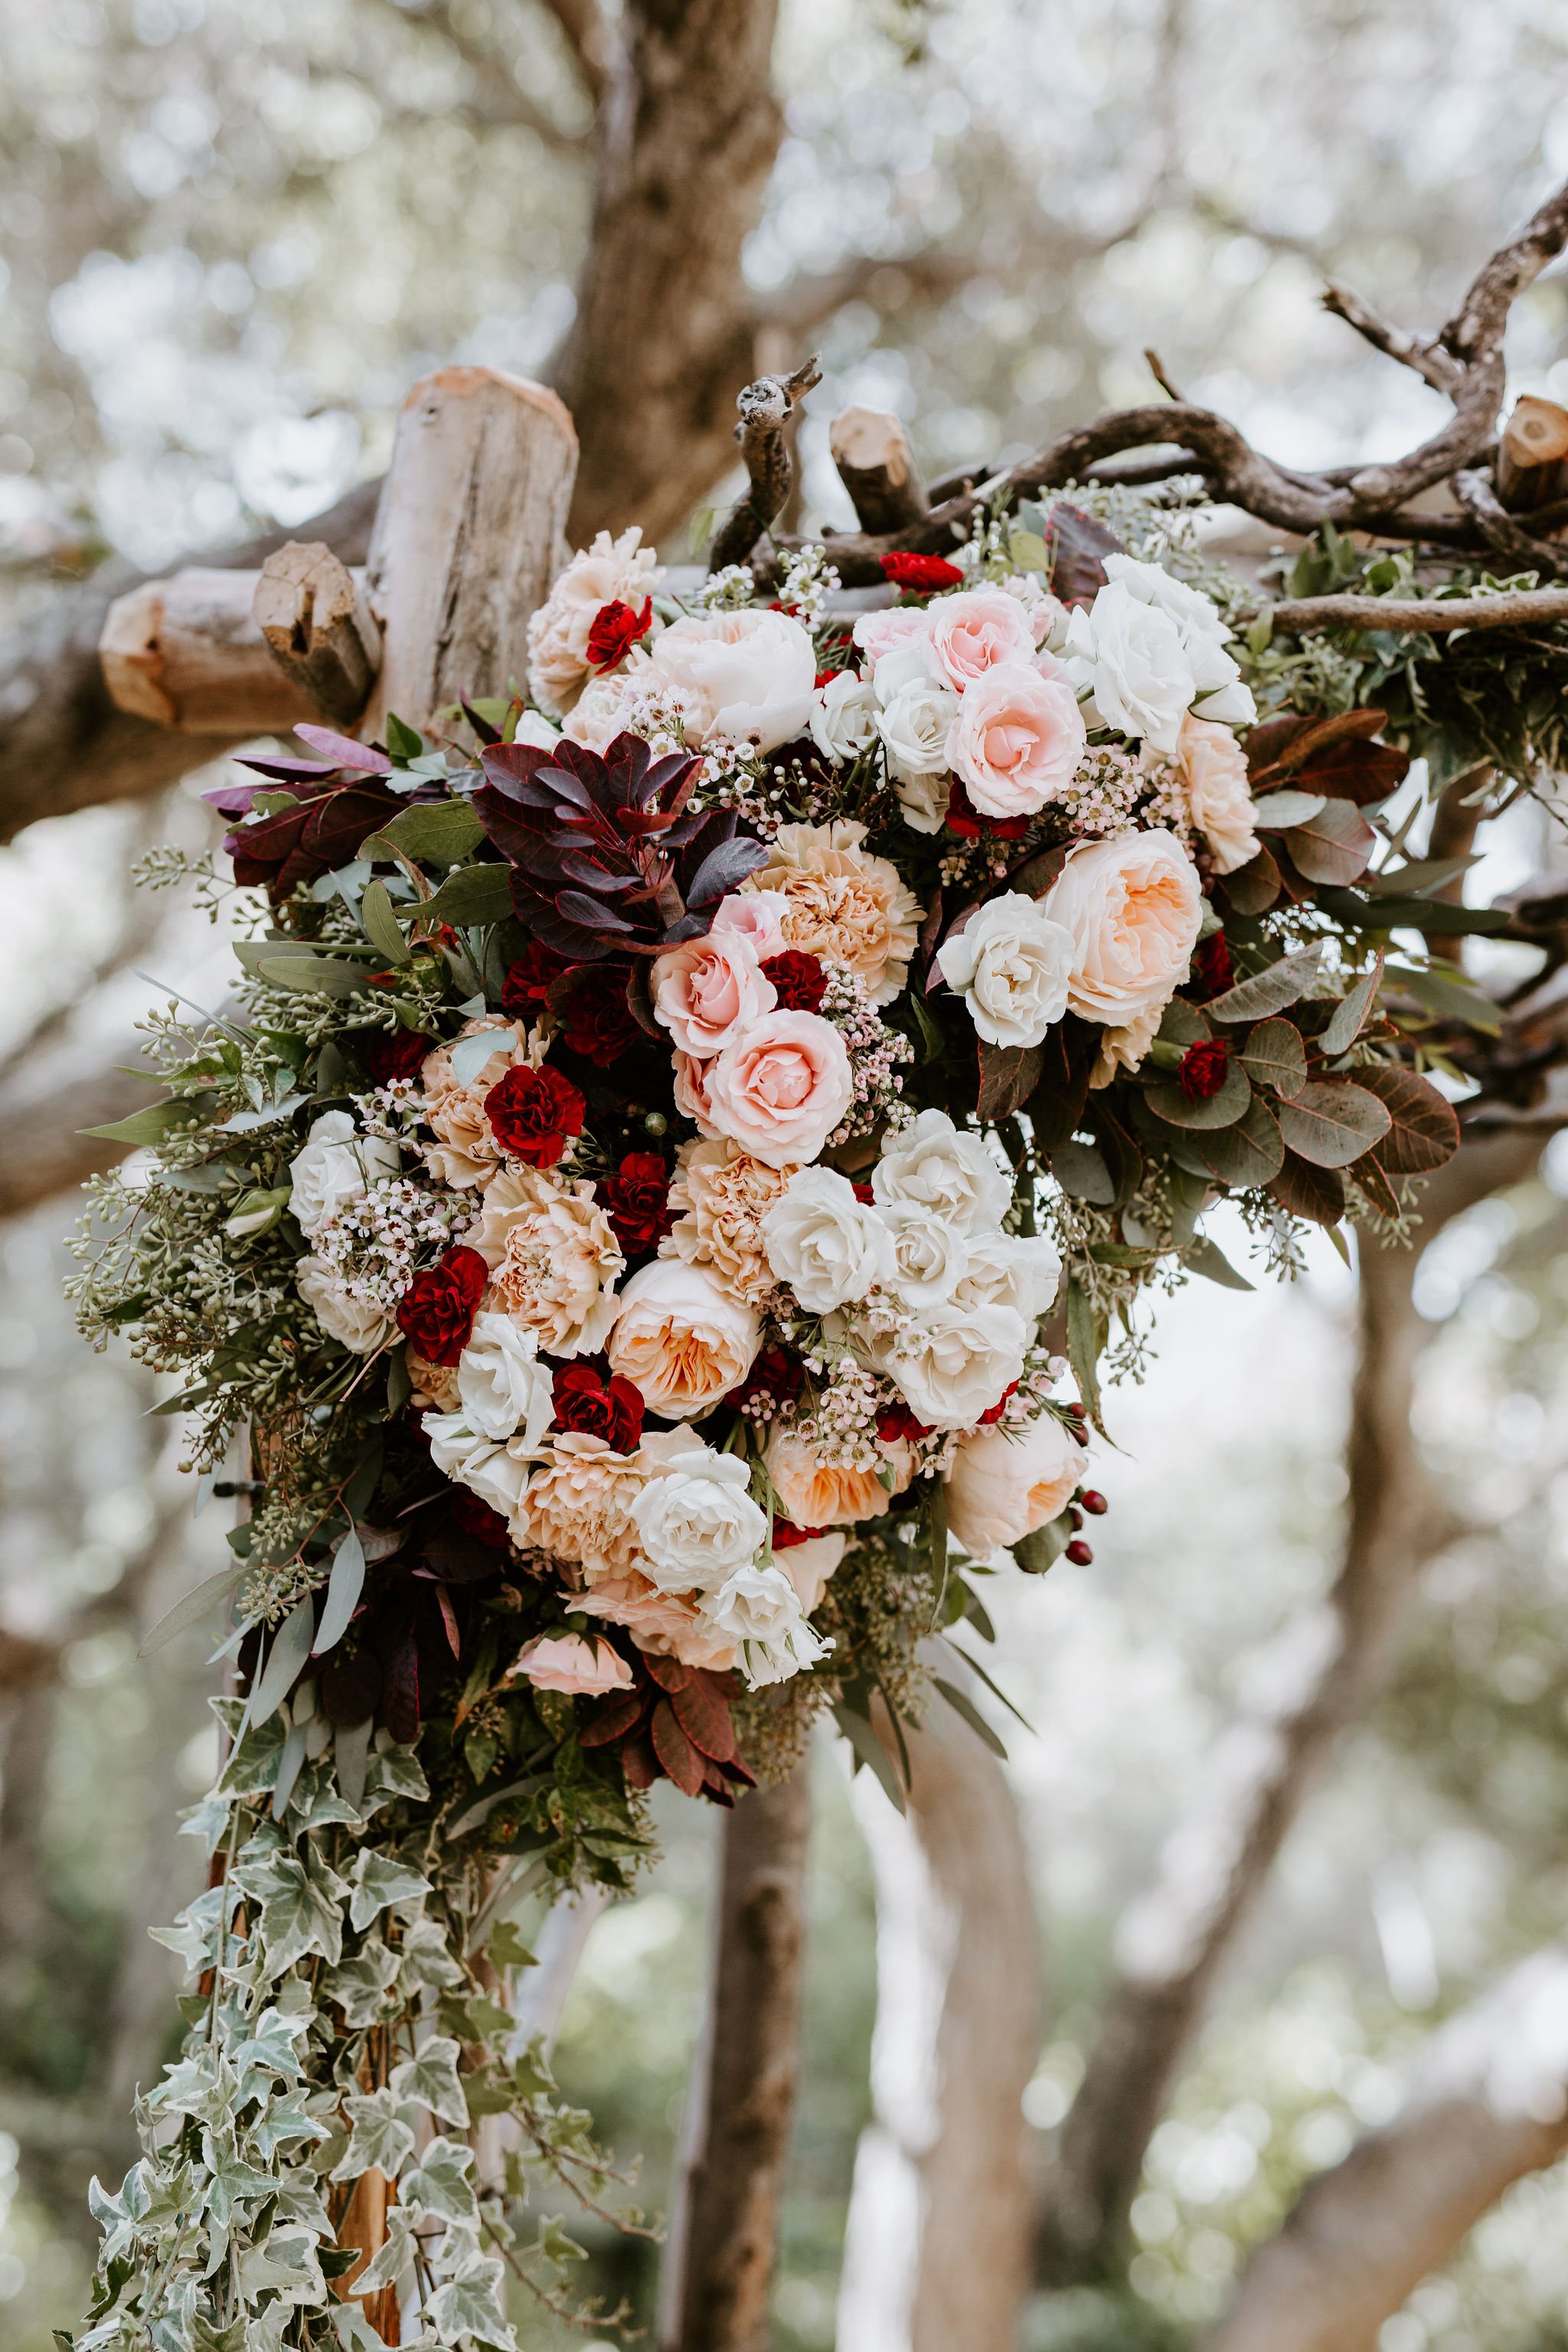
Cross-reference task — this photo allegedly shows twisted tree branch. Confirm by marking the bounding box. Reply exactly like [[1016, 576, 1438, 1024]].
[[707, 357, 822, 571]]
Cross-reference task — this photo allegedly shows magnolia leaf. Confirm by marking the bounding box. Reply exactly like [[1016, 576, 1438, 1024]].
[[1318, 953, 1383, 1057], [1250, 789, 1326, 828], [1066, 1275, 1105, 1434], [1276, 1081, 1393, 1168], [358, 878, 410, 966], [1356, 1063, 1461, 1173], [331, 2089, 416, 2183], [422, 864, 514, 926], [1184, 1235, 1255, 1291], [1237, 1017, 1307, 1099], [400, 2135, 480, 2226], [247, 1597, 315, 1728], [1283, 798, 1377, 885], [348, 1849, 433, 1932], [388, 2035, 470, 2129], [1142, 1060, 1252, 1130], [1206, 942, 1324, 1023], [381, 713, 424, 760], [312, 1527, 366, 1658], [1013, 1511, 1072, 1573]]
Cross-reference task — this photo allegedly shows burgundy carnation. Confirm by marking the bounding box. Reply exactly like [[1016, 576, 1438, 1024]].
[[769, 1517, 826, 1548], [501, 942, 571, 1018], [484, 1063, 586, 1168], [396, 1244, 488, 1367], [880, 551, 965, 593], [560, 963, 641, 1068], [946, 779, 1030, 841], [1188, 932, 1234, 1001], [1178, 1038, 1232, 1102], [551, 1362, 645, 1452], [730, 1343, 805, 1419], [586, 596, 653, 671], [876, 1399, 934, 1444], [599, 1152, 675, 1256], [760, 950, 827, 1013], [365, 1029, 432, 1087], [449, 1488, 511, 1547]]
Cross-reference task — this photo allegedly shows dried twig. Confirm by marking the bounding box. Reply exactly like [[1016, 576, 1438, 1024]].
[[707, 356, 822, 572]]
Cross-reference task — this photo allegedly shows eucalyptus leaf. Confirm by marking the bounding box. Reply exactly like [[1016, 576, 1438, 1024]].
[[1318, 953, 1383, 1057], [246, 1597, 315, 1728], [1142, 1060, 1253, 1130], [1184, 1235, 1255, 1291], [358, 878, 410, 965], [312, 1527, 366, 1658], [1251, 789, 1327, 828], [1237, 1017, 1307, 1099], [1276, 1080, 1393, 1168], [139, 1562, 246, 1658], [1205, 941, 1324, 1023]]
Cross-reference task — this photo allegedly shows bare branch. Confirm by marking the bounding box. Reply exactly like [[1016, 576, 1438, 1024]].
[[1265, 586, 1568, 633], [1321, 280, 1464, 395], [707, 355, 822, 572], [1452, 466, 1568, 578], [1202, 1944, 1568, 2352], [1144, 348, 1185, 403]]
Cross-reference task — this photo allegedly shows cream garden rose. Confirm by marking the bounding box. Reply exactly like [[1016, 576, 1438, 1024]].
[[1044, 830, 1204, 1027], [296, 1256, 392, 1354], [704, 1010, 854, 1169], [760, 1167, 893, 1314], [474, 1168, 624, 1357], [935, 891, 1075, 1049], [509, 1635, 634, 1696], [1175, 711, 1259, 874], [704, 1560, 830, 1687], [632, 1442, 766, 1595], [874, 1300, 1030, 1430], [744, 821, 920, 1006], [526, 524, 660, 716], [607, 1259, 762, 1419], [945, 1413, 1083, 1556], [878, 1202, 969, 1309]]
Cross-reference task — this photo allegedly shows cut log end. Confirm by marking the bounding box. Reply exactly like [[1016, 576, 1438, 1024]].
[[253, 541, 383, 727], [829, 404, 929, 535], [1498, 394, 1568, 513]]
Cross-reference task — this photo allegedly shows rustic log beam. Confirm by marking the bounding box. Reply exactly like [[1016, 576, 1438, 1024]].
[[99, 569, 327, 735], [361, 367, 578, 738], [829, 406, 929, 536], [658, 1765, 811, 2352], [253, 541, 383, 726]]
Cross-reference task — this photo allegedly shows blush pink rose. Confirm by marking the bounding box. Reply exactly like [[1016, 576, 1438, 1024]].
[[672, 1050, 722, 1139], [949, 663, 1088, 817], [652, 931, 777, 1058], [1044, 829, 1204, 1024], [704, 1011, 854, 1169], [711, 889, 789, 960], [927, 588, 1038, 692], [851, 605, 936, 665], [509, 1633, 635, 1695]]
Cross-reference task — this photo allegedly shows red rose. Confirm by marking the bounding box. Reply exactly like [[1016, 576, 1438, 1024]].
[[977, 1380, 1019, 1426], [485, 1063, 586, 1168], [365, 1029, 431, 1086], [586, 596, 653, 671], [560, 963, 640, 1068], [1188, 933, 1233, 1001], [501, 942, 571, 1017], [760, 949, 827, 1013], [552, 1362, 645, 1451], [449, 1488, 511, 1547], [1178, 1038, 1232, 1102], [880, 552, 965, 593], [946, 779, 1030, 841], [396, 1244, 488, 1367], [599, 1152, 675, 1256], [876, 1399, 934, 1444], [769, 1517, 826, 1549]]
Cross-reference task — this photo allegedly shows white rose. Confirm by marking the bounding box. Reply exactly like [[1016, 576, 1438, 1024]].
[[1062, 580, 1196, 754], [632, 1443, 767, 1596], [645, 609, 815, 753], [952, 1230, 1062, 1325], [872, 641, 942, 703], [889, 767, 950, 835], [704, 1560, 831, 1687], [423, 1412, 533, 1526], [760, 1167, 893, 1315], [296, 1257, 392, 1354], [289, 1112, 399, 1240], [945, 1413, 1083, 1556], [1101, 554, 1256, 730], [810, 669, 882, 763], [874, 1300, 1030, 1431], [456, 1312, 555, 1446], [876, 677, 959, 795], [879, 1203, 969, 1309], [871, 1107, 1011, 1235], [935, 891, 1075, 1050], [1044, 831, 1204, 1026]]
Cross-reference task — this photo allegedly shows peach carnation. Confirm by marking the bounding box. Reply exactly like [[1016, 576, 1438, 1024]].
[[474, 1167, 624, 1357], [663, 1138, 797, 1305], [508, 1634, 634, 1696], [527, 526, 660, 717], [743, 820, 920, 1007], [569, 1573, 738, 1672], [512, 1432, 649, 1582]]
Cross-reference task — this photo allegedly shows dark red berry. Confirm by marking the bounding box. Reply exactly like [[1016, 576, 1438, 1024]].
[[1069, 1422, 1090, 1448], [1069, 1505, 1083, 1530], [1081, 1489, 1108, 1516], [1065, 1539, 1093, 1566]]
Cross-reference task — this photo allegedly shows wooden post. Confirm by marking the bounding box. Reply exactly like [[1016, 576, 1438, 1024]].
[[830, 407, 929, 536], [361, 367, 578, 738], [253, 541, 382, 725], [658, 1766, 812, 2352]]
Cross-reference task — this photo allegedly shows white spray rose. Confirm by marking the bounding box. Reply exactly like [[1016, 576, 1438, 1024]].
[[1101, 554, 1257, 731], [935, 891, 1075, 1049], [456, 1312, 555, 1447], [704, 1560, 831, 1687], [289, 1112, 399, 1240], [889, 767, 951, 835], [877, 675, 960, 790], [871, 1108, 1011, 1234], [1061, 580, 1197, 754], [874, 1301, 1030, 1431], [632, 1443, 768, 1596], [878, 1203, 969, 1309], [296, 1257, 392, 1354], [810, 668, 882, 763], [760, 1168, 893, 1315]]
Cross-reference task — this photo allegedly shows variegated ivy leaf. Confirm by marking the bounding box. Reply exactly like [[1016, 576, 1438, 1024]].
[[423, 2251, 518, 2352], [332, 2303, 391, 2352], [270, 2175, 335, 2239], [178, 1795, 234, 1856], [388, 2035, 470, 2131], [215, 1712, 287, 1801], [190, 2317, 249, 2352], [399, 1913, 466, 1992], [231, 2006, 310, 2100], [400, 2135, 480, 2226], [361, 1743, 431, 1811], [201, 2128, 285, 2231], [146, 2051, 231, 2127], [246, 2091, 330, 2161], [87, 2164, 154, 2263], [348, 1848, 433, 1932], [149, 1883, 239, 1978], [252, 1851, 351, 1978], [321, 1935, 402, 2028], [344, 2203, 419, 2296], [235, 2227, 326, 2307], [284, 1763, 364, 1836], [331, 2088, 416, 2182]]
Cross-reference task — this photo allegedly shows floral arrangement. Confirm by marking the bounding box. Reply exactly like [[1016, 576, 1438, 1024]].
[[67, 488, 1495, 2350]]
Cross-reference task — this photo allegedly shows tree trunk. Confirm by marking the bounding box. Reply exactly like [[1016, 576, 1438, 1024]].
[[836, 1702, 1039, 2352], [1037, 1132, 1544, 2280], [1201, 1943, 1568, 2352], [553, 0, 785, 547], [658, 1763, 811, 2352]]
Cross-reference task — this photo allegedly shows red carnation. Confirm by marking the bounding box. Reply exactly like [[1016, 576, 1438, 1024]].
[[599, 1152, 675, 1256], [586, 596, 653, 671], [449, 1488, 511, 1547], [485, 1063, 586, 1168], [552, 1363, 645, 1452], [877, 1400, 934, 1444], [501, 942, 571, 1017], [1178, 1038, 1232, 1102], [760, 949, 827, 1013], [977, 1381, 1020, 1426], [730, 1343, 805, 1418], [880, 552, 965, 593], [946, 779, 1030, 841], [769, 1517, 826, 1549], [1188, 933, 1233, 1001], [396, 1244, 488, 1367], [366, 1029, 432, 1086], [560, 963, 640, 1067]]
